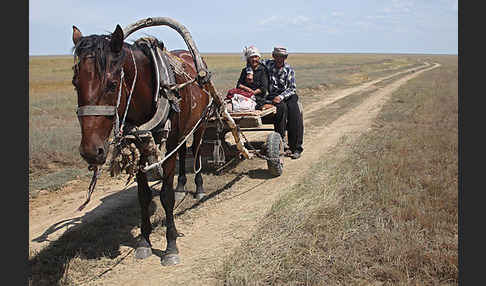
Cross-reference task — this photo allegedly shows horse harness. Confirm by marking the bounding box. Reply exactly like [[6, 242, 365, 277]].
[[74, 39, 216, 210], [75, 38, 212, 140]]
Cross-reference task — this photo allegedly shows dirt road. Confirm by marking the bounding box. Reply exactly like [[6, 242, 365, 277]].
[[29, 62, 439, 285]]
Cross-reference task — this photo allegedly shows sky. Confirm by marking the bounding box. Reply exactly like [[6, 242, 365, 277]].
[[29, 0, 458, 56]]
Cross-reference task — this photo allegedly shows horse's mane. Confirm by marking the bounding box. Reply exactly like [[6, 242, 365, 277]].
[[72, 34, 126, 78]]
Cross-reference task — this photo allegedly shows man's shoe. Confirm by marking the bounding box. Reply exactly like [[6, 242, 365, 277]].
[[290, 151, 301, 159]]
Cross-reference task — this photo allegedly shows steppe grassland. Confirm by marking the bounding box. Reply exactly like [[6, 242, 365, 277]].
[[219, 55, 458, 285], [29, 53, 455, 285], [29, 53, 425, 192]]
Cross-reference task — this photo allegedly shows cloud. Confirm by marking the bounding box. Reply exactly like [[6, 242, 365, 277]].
[[292, 16, 310, 25], [381, 0, 415, 14], [258, 15, 311, 27], [258, 16, 279, 26], [366, 15, 391, 20], [331, 11, 344, 17], [453, 0, 458, 11], [355, 20, 372, 29]]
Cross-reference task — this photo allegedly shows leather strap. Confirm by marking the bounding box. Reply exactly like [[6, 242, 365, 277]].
[[138, 96, 170, 131], [76, 105, 117, 116]]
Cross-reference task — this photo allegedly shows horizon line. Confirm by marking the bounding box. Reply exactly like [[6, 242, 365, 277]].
[[29, 51, 458, 57]]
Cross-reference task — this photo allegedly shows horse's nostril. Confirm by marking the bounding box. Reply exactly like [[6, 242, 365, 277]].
[[97, 148, 105, 156]]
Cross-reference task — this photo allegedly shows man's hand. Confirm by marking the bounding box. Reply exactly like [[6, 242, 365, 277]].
[[272, 96, 282, 104]]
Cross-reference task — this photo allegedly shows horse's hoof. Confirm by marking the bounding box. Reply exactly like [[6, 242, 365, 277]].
[[135, 246, 152, 259], [194, 192, 205, 200], [135, 238, 152, 259], [174, 191, 186, 201], [161, 253, 180, 266]]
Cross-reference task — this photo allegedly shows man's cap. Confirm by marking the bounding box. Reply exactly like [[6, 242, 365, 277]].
[[272, 46, 288, 56]]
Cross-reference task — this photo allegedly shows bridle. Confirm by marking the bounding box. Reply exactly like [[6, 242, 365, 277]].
[[75, 47, 138, 143], [74, 47, 138, 211]]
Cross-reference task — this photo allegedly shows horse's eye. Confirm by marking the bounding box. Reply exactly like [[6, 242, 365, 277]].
[[107, 81, 118, 92]]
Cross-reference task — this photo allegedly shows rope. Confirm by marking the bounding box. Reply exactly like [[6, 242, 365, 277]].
[[191, 98, 217, 174], [173, 190, 188, 211], [113, 69, 125, 137], [143, 96, 214, 174], [119, 48, 138, 133], [76, 166, 102, 211]]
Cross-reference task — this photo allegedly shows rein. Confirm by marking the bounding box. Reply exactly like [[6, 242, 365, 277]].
[[115, 48, 138, 140], [77, 165, 101, 211], [76, 48, 137, 211], [75, 46, 215, 211], [143, 95, 215, 176]]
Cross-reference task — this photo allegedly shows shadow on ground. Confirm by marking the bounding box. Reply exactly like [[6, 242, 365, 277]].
[[28, 158, 265, 285], [29, 185, 148, 285]]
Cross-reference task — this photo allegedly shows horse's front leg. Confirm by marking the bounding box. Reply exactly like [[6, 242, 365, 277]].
[[135, 171, 153, 259], [174, 143, 187, 201], [160, 153, 181, 266]]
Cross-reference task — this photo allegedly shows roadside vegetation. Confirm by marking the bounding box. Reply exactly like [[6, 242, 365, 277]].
[[28, 53, 456, 285], [29, 53, 425, 195], [217, 55, 458, 285]]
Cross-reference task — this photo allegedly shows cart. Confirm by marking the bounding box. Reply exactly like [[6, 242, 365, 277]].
[[199, 106, 285, 176]]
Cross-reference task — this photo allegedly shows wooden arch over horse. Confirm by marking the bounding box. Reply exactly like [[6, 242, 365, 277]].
[[71, 17, 250, 265]]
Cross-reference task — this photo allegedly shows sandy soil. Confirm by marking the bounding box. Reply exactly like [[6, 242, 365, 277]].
[[29, 62, 439, 285]]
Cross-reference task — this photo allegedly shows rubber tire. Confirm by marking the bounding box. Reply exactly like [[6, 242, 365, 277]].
[[265, 131, 283, 177]]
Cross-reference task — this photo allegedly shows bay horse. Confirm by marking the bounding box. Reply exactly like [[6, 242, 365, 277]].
[[72, 23, 211, 265]]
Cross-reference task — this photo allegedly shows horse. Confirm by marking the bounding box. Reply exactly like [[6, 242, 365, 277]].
[[71, 23, 212, 265]]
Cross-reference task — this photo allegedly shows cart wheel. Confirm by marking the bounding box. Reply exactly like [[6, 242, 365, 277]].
[[265, 131, 283, 176]]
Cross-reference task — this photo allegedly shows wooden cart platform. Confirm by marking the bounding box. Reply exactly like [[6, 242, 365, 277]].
[[207, 105, 276, 129]]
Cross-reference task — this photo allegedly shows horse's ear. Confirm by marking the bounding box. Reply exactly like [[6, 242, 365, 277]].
[[110, 24, 124, 53], [72, 26, 83, 45]]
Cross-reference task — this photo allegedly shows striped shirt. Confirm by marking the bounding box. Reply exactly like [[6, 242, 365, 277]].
[[247, 58, 296, 101]]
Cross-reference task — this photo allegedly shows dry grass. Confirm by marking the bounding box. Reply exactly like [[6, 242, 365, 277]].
[[217, 55, 458, 285], [29, 56, 84, 178], [29, 53, 424, 193], [28, 53, 455, 285]]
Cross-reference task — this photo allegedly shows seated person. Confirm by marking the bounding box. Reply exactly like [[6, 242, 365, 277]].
[[245, 46, 304, 159], [230, 46, 269, 110]]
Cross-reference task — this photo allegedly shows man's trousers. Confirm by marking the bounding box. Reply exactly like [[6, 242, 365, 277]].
[[273, 94, 304, 153]]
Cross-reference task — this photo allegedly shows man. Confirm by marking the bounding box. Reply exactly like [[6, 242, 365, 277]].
[[246, 46, 304, 159]]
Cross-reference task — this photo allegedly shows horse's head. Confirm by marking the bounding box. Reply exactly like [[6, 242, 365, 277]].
[[72, 25, 126, 166]]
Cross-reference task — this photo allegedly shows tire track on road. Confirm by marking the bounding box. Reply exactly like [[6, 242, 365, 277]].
[[89, 62, 440, 286]]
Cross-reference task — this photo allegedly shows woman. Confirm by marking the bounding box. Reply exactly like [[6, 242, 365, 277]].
[[234, 46, 269, 110]]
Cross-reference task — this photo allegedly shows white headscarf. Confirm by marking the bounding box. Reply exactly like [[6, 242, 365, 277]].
[[242, 46, 261, 61]]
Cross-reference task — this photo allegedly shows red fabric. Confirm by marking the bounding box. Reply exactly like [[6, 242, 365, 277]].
[[226, 88, 253, 99]]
